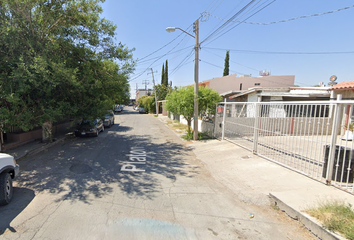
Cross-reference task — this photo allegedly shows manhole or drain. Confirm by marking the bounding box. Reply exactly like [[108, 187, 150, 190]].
[[241, 156, 251, 159], [70, 163, 93, 174]]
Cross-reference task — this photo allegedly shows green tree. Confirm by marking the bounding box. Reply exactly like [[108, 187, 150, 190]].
[[166, 87, 194, 133], [154, 84, 172, 101], [199, 87, 223, 116], [138, 95, 154, 113], [223, 50, 230, 76], [0, 0, 135, 141], [166, 86, 221, 133], [161, 64, 165, 85], [164, 60, 169, 86]]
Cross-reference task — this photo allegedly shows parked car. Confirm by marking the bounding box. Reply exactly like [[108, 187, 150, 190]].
[[114, 104, 124, 113], [139, 108, 147, 114], [74, 118, 104, 137], [114, 105, 121, 113], [103, 110, 114, 127], [0, 153, 19, 205]]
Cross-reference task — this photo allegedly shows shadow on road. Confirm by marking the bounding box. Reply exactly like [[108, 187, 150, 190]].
[[14, 125, 198, 204], [0, 187, 35, 235]]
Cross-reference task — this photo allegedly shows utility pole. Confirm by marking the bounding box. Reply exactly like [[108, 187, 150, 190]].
[[150, 68, 159, 115], [193, 19, 199, 141], [165, 19, 199, 140]]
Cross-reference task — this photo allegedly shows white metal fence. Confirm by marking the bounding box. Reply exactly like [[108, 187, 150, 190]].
[[214, 100, 354, 194]]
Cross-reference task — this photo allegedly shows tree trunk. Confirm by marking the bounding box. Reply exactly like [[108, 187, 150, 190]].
[[42, 121, 53, 143], [187, 119, 192, 133]]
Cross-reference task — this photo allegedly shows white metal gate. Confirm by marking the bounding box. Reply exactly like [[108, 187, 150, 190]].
[[215, 100, 354, 194]]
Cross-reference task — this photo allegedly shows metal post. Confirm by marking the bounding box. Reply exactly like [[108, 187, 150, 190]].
[[150, 68, 159, 115], [193, 19, 199, 141], [221, 99, 227, 140], [326, 94, 342, 185], [253, 96, 262, 154]]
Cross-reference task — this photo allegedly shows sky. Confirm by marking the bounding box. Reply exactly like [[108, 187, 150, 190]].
[[99, 0, 354, 98]]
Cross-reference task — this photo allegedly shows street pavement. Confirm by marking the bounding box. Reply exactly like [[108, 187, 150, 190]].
[[1, 111, 352, 239]]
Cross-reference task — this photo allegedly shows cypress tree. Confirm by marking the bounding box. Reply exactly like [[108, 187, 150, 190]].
[[161, 63, 165, 85], [223, 50, 230, 76], [164, 60, 169, 86]]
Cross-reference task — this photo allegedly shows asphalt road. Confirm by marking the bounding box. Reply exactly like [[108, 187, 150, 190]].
[[0, 107, 316, 240]]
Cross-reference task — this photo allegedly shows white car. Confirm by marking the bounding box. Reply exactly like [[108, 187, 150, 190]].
[[0, 153, 20, 205]]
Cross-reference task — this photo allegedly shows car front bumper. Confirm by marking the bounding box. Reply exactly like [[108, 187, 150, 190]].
[[14, 164, 20, 179], [75, 130, 97, 137]]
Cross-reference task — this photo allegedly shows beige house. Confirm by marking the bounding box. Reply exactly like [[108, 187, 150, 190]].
[[329, 81, 354, 133], [330, 81, 354, 100], [229, 86, 331, 102], [199, 74, 295, 96]]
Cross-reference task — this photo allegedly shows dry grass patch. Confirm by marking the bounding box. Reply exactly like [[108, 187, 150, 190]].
[[306, 199, 354, 240]]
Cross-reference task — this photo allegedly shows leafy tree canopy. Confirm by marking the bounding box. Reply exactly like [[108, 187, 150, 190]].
[[154, 84, 172, 101], [0, 0, 135, 131], [137, 95, 154, 113], [166, 86, 221, 132]]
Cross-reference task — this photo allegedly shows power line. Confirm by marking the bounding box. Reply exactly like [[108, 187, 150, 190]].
[[129, 33, 192, 82], [201, 0, 258, 45], [137, 32, 184, 63], [170, 49, 195, 76], [203, 48, 259, 72], [200, 60, 246, 75], [206, 4, 354, 26], [202, 0, 276, 46], [204, 47, 354, 55], [137, 46, 193, 64]]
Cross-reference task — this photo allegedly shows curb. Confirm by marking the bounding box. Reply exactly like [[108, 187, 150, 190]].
[[269, 193, 345, 240], [15, 135, 72, 161]]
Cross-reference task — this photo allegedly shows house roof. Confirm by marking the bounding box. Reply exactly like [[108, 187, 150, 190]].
[[220, 90, 241, 97], [330, 81, 354, 90], [229, 86, 330, 99]]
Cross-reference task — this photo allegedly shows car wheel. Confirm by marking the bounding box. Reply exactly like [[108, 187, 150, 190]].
[[0, 172, 13, 206]]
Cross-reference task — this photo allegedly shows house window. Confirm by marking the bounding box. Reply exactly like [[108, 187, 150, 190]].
[[255, 83, 260, 86], [240, 83, 242, 90]]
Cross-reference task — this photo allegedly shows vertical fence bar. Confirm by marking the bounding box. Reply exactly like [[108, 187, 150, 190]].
[[253, 98, 261, 154], [221, 100, 227, 141], [326, 95, 342, 185]]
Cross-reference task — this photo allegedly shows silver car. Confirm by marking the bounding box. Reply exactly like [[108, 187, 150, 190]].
[[103, 111, 115, 127]]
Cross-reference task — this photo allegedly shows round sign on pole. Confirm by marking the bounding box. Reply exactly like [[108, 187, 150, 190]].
[[330, 75, 337, 82]]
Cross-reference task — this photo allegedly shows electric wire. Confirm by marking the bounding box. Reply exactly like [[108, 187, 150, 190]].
[[201, 59, 245, 75], [204, 47, 354, 55], [137, 33, 183, 63], [206, 4, 354, 25], [203, 48, 259, 72], [170, 49, 195, 76], [129, 32, 192, 82], [201, 0, 258, 45], [202, 0, 276, 46], [137, 45, 193, 65]]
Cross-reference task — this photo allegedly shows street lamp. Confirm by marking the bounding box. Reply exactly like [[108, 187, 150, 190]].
[[166, 19, 199, 140]]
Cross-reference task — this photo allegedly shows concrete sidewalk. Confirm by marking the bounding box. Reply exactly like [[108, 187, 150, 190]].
[[3, 116, 352, 240], [4, 133, 72, 161], [158, 115, 351, 240], [190, 139, 351, 240]]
